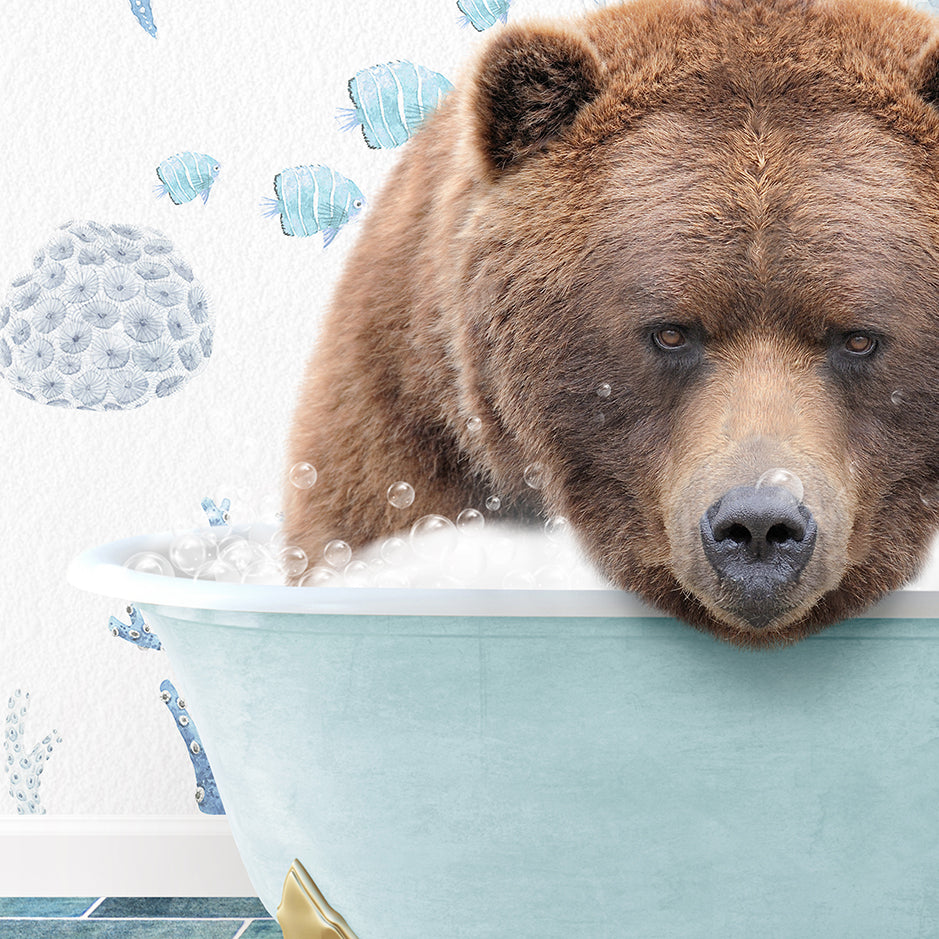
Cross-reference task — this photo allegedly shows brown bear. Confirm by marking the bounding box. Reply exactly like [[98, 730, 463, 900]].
[[283, 0, 939, 647]]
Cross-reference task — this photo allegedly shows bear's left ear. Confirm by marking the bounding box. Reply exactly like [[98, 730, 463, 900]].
[[466, 22, 605, 180], [911, 33, 939, 109]]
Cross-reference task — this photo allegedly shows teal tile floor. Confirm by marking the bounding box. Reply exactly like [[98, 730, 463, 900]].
[[0, 899, 282, 937]]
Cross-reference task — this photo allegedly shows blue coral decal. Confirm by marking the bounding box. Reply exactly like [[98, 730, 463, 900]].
[[201, 496, 231, 527], [4, 690, 61, 815], [128, 0, 157, 36], [160, 680, 224, 814], [0, 221, 215, 410], [108, 605, 163, 650]]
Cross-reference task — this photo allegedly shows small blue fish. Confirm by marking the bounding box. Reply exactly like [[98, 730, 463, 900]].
[[337, 61, 454, 149], [154, 152, 220, 206], [261, 165, 366, 247], [129, 0, 157, 36], [457, 0, 511, 30], [160, 680, 224, 815], [108, 605, 162, 651], [201, 496, 231, 527]]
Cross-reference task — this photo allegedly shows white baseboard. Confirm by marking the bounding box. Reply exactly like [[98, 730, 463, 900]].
[[0, 815, 256, 896]]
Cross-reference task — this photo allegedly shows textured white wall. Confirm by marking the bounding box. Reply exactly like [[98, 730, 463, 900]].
[[0, 0, 594, 815]]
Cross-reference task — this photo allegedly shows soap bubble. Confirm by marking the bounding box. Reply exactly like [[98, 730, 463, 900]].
[[535, 564, 572, 588], [410, 514, 458, 559], [258, 492, 286, 524], [288, 462, 318, 489], [386, 481, 415, 509], [343, 560, 371, 586], [524, 462, 545, 489], [241, 557, 284, 585], [890, 389, 905, 407], [466, 416, 482, 433], [197, 529, 222, 560], [380, 536, 410, 565], [544, 516, 570, 541], [376, 569, 411, 588], [456, 507, 485, 532], [755, 467, 804, 503], [503, 569, 537, 588], [219, 536, 265, 571], [124, 551, 174, 577], [265, 529, 290, 555], [429, 574, 464, 589], [169, 532, 208, 574], [485, 495, 502, 511], [299, 566, 340, 587], [596, 382, 611, 398], [193, 559, 240, 583], [279, 545, 309, 578], [324, 539, 352, 569]]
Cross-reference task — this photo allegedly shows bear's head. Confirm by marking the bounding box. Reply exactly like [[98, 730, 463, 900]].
[[443, 0, 939, 645]]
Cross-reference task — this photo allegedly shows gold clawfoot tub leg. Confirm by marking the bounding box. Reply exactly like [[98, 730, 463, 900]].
[[277, 858, 361, 939]]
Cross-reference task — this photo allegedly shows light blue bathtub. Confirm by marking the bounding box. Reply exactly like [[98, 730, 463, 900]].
[[69, 528, 939, 937]]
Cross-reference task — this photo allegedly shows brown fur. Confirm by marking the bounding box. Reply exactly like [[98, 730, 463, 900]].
[[284, 0, 939, 647]]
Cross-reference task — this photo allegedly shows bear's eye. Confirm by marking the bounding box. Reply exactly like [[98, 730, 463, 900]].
[[653, 327, 687, 350], [843, 332, 877, 356]]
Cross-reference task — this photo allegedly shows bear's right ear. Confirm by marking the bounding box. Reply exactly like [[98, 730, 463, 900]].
[[911, 33, 939, 109], [466, 23, 605, 180]]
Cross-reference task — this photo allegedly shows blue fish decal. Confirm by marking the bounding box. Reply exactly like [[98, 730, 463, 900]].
[[457, 0, 511, 30], [108, 604, 162, 651], [337, 61, 454, 149], [154, 152, 220, 205], [201, 496, 231, 527], [261, 165, 366, 248], [160, 680, 224, 815], [129, 0, 157, 36]]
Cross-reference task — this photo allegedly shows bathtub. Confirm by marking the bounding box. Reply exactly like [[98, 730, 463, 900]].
[[69, 526, 939, 938]]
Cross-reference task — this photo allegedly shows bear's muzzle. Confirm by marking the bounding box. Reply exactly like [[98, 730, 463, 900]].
[[700, 484, 818, 628]]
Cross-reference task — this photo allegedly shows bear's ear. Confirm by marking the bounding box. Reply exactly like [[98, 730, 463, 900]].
[[911, 34, 939, 109], [467, 23, 605, 178]]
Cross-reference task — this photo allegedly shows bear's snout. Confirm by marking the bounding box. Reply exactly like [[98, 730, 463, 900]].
[[700, 485, 818, 628]]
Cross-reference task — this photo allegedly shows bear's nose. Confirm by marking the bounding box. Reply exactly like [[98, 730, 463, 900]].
[[699, 485, 818, 628]]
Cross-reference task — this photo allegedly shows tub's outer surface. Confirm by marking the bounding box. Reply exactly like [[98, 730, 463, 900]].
[[140, 602, 939, 938]]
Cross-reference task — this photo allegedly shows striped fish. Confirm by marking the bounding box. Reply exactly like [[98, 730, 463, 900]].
[[457, 0, 511, 31], [154, 152, 220, 206], [336, 61, 454, 149], [261, 165, 366, 248]]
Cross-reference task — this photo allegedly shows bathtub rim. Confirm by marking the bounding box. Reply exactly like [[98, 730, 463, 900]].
[[68, 527, 939, 620], [67, 526, 663, 618]]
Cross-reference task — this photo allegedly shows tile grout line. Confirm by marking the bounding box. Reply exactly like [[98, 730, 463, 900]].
[[0, 916, 270, 922], [231, 919, 253, 939], [80, 897, 107, 918]]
